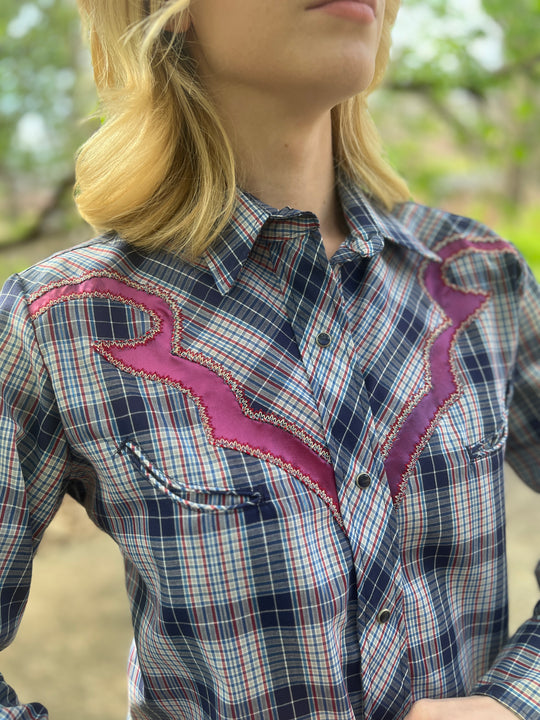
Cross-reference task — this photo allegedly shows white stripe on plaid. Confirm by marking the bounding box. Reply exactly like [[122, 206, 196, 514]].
[[1, 180, 539, 719]]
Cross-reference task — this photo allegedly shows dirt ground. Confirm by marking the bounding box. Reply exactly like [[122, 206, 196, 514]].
[[1, 465, 538, 720]]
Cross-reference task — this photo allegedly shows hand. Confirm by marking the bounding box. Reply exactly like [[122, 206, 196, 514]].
[[403, 696, 519, 719]]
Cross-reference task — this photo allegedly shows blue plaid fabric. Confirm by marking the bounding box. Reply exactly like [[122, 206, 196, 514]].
[[1, 180, 539, 720]]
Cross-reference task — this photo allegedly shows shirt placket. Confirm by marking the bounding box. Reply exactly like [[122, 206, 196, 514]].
[[269, 220, 412, 718]]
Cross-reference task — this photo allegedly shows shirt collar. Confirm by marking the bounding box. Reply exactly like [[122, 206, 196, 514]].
[[337, 178, 441, 264], [202, 191, 270, 295], [203, 177, 440, 295]]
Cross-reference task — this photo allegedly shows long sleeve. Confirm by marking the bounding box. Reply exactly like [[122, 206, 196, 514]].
[[474, 262, 540, 719], [0, 276, 73, 719], [0, 198, 538, 719], [505, 262, 540, 491]]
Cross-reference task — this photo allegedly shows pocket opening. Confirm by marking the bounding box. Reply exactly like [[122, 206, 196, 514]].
[[117, 438, 265, 512]]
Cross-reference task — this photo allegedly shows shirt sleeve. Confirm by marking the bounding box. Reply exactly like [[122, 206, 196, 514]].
[[473, 261, 540, 719], [504, 261, 540, 491], [0, 275, 72, 719]]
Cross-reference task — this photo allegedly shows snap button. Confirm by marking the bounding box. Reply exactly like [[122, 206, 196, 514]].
[[315, 332, 332, 348], [355, 473, 371, 489], [377, 608, 391, 624]]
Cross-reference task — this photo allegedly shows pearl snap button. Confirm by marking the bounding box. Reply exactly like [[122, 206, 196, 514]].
[[355, 473, 371, 489], [315, 332, 332, 348], [377, 609, 391, 624]]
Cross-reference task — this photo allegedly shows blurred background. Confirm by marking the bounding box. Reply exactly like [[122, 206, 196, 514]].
[[0, 0, 539, 718]]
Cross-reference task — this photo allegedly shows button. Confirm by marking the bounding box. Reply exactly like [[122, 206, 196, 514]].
[[377, 609, 391, 624], [316, 332, 332, 348], [355, 473, 371, 489]]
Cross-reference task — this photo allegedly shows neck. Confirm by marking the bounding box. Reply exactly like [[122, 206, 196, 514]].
[[213, 89, 348, 258]]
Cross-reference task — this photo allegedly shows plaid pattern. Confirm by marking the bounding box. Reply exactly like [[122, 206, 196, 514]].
[[1, 180, 539, 720]]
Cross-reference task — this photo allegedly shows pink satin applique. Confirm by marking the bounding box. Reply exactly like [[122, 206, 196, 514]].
[[382, 237, 516, 502], [29, 274, 342, 526]]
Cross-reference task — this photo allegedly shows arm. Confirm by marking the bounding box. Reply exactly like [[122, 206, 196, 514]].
[[0, 276, 73, 719], [405, 261, 540, 720], [504, 262, 540, 492], [471, 261, 540, 719]]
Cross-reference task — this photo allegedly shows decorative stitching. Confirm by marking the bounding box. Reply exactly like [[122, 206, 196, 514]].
[[119, 439, 265, 512], [29, 272, 331, 463], [379, 311, 453, 460], [29, 273, 343, 528], [467, 420, 508, 460], [383, 236, 519, 504], [32, 290, 162, 346]]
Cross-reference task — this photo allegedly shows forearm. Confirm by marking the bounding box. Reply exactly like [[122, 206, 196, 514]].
[[404, 696, 520, 719], [472, 616, 540, 720]]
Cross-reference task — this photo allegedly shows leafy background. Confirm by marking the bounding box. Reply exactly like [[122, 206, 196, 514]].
[[1, 1, 539, 718], [1, 0, 539, 276]]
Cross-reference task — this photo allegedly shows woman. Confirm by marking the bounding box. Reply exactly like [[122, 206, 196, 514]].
[[0, 1, 538, 718]]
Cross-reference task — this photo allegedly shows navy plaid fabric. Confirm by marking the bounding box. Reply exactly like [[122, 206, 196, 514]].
[[1, 180, 539, 719]]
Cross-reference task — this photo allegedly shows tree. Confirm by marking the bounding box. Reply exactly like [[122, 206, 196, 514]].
[[379, 0, 540, 209], [0, 0, 539, 249], [0, 0, 95, 243]]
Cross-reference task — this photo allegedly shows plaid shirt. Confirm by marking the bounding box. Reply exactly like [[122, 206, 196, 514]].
[[1, 180, 539, 720]]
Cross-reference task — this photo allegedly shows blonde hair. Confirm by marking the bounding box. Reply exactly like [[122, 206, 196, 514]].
[[75, 0, 409, 259]]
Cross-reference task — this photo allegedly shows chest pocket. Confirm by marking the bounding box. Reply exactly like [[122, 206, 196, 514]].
[[118, 438, 266, 512], [466, 415, 508, 461]]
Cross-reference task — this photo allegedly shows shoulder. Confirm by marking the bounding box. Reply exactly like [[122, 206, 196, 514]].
[[392, 200, 510, 250], [9, 233, 206, 302], [14, 234, 146, 295], [391, 201, 529, 293]]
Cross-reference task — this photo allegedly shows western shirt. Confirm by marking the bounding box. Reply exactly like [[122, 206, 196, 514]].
[[0, 181, 539, 719]]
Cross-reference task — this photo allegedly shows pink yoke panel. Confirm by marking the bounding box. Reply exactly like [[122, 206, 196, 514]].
[[29, 275, 342, 525]]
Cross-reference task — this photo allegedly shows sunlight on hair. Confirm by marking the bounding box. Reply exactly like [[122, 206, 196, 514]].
[[74, 0, 409, 259]]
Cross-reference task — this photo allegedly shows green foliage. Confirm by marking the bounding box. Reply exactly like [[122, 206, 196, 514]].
[[374, 0, 540, 273], [0, 0, 538, 276], [382, 0, 540, 211], [0, 0, 94, 177], [496, 206, 540, 279]]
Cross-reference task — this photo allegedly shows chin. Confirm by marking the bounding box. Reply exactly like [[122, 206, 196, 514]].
[[320, 67, 376, 104], [325, 52, 376, 90]]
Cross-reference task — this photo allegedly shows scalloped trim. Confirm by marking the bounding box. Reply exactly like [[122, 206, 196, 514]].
[[383, 235, 519, 504], [29, 273, 342, 527], [29, 271, 331, 463]]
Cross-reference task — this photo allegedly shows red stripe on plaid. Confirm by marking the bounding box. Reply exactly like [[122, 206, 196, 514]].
[[383, 237, 517, 502], [29, 275, 342, 526]]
